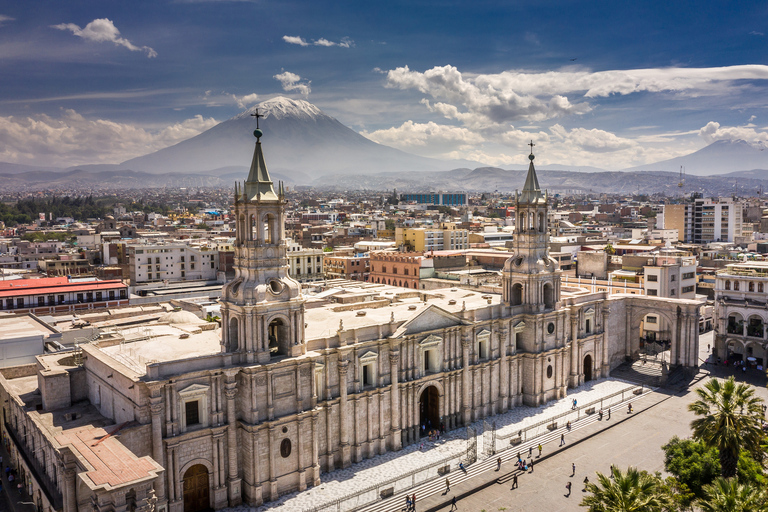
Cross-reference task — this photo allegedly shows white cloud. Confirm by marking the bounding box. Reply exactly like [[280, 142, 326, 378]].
[[361, 120, 483, 154], [0, 109, 217, 166], [0, 14, 14, 25], [273, 71, 311, 97], [232, 93, 259, 109], [550, 125, 637, 153], [52, 18, 157, 57], [385, 64, 768, 126], [698, 121, 768, 145], [282, 35, 353, 48], [282, 35, 309, 47]]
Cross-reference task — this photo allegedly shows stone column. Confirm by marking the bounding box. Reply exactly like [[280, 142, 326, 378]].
[[338, 360, 351, 467], [311, 413, 321, 485], [224, 378, 242, 506], [149, 397, 167, 501], [570, 310, 579, 386], [64, 467, 77, 512], [461, 333, 471, 425], [499, 326, 509, 412], [389, 352, 401, 450], [297, 417, 307, 491]]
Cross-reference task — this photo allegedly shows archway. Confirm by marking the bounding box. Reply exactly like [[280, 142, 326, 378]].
[[182, 464, 210, 512], [268, 317, 289, 357], [511, 283, 523, 306], [543, 283, 554, 309], [228, 317, 239, 352], [419, 385, 440, 434], [583, 354, 593, 382]]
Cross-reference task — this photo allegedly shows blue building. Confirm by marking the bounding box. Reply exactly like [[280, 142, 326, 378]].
[[400, 192, 467, 206]]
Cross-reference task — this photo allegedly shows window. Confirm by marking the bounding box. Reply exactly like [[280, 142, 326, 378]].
[[362, 364, 374, 386], [647, 275, 658, 282], [185, 400, 200, 426], [749, 282, 754, 292], [670, 289, 676, 296], [424, 349, 437, 372], [6, 299, 12, 310], [670, 275, 676, 282], [646, 316, 657, 324], [96, 292, 102, 301], [585, 319, 591, 333], [682, 272, 695, 280], [38, 297, 45, 307], [280, 439, 292, 458], [647, 289, 658, 296], [48, 295, 55, 306], [546, 365, 553, 379], [734, 282, 740, 291], [58, 295, 65, 304], [760, 283, 764, 293], [682, 286, 694, 293], [725, 280, 731, 290], [17, 298, 24, 308]]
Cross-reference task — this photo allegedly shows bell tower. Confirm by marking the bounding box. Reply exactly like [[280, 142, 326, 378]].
[[220, 113, 305, 363], [502, 142, 561, 313]]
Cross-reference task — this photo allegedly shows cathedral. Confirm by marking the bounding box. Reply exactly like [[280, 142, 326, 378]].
[[0, 124, 702, 512]]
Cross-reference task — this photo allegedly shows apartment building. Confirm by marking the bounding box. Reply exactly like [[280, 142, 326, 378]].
[[128, 242, 219, 284], [323, 252, 370, 281], [369, 251, 424, 288], [286, 239, 325, 282], [0, 276, 128, 314], [396, 225, 469, 252], [662, 197, 744, 243], [643, 252, 698, 299]]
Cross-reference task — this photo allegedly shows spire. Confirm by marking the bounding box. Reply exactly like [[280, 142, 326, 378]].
[[518, 140, 545, 204], [244, 110, 278, 201]]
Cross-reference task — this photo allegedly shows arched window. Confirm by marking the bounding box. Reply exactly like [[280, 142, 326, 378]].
[[511, 283, 523, 306], [759, 283, 764, 293], [538, 212, 545, 232], [228, 317, 239, 352], [749, 282, 754, 292], [269, 318, 288, 357], [725, 280, 731, 290], [734, 281, 740, 291]]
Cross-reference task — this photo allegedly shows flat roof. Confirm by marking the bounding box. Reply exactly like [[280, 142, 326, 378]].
[[1, 314, 58, 337], [0, 277, 125, 298]]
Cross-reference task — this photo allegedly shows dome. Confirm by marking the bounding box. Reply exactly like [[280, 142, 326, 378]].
[[159, 309, 204, 325]]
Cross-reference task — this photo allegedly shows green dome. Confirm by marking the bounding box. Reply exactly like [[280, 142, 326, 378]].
[[253, 128, 263, 139], [528, 153, 535, 161]]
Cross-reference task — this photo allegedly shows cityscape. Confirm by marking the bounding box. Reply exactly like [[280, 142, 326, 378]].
[[1, 2, 768, 512]]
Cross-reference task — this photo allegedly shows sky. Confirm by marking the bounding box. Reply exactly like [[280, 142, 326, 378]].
[[3, 0, 768, 170]]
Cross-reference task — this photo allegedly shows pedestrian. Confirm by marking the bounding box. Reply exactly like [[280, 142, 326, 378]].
[[566, 420, 571, 431], [528, 446, 533, 457], [405, 495, 411, 511], [529, 459, 534, 473], [459, 462, 466, 473], [445, 477, 450, 492], [583, 476, 589, 491], [572, 398, 576, 410], [517, 451, 521, 461], [608, 408, 611, 420], [7, 474, 13, 483], [707, 343, 710, 352], [412, 493, 416, 510], [497, 457, 502, 471], [572, 462, 576, 476], [450, 496, 457, 511], [566, 481, 572, 496], [628, 403, 633, 413], [512, 473, 518, 489], [560, 433, 565, 446], [537, 443, 542, 456], [16, 482, 21, 494]]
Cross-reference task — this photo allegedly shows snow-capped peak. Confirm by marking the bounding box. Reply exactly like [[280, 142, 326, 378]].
[[235, 96, 325, 121]]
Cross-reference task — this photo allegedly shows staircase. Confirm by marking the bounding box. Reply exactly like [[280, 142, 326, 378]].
[[610, 358, 666, 387]]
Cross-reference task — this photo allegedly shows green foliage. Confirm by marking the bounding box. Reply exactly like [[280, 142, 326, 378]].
[[20, 231, 73, 243], [663, 437, 721, 500], [698, 477, 768, 512], [605, 243, 616, 255], [688, 377, 765, 478], [581, 466, 676, 512], [196, 223, 213, 231], [322, 247, 333, 252], [384, 219, 396, 231]]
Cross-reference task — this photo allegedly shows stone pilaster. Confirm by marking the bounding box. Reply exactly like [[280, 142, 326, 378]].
[[224, 379, 242, 506], [388, 351, 402, 450], [338, 360, 351, 467]]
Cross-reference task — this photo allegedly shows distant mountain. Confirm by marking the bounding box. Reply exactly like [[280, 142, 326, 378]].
[[622, 139, 768, 176], [119, 96, 482, 177]]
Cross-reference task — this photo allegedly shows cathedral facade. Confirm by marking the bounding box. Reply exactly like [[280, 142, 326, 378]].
[[0, 128, 702, 512]]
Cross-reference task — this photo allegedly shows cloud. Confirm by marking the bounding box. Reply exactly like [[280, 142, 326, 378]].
[[0, 14, 14, 25], [282, 35, 353, 48], [384, 64, 768, 126], [698, 121, 768, 145], [549, 125, 637, 152], [273, 71, 311, 97], [750, 30, 764, 36], [361, 120, 484, 154], [51, 18, 157, 58], [232, 93, 259, 109], [0, 109, 218, 166], [282, 35, 309, 47]]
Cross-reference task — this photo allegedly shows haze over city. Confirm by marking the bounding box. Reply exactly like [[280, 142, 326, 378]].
[[3, 1, 768, 172]]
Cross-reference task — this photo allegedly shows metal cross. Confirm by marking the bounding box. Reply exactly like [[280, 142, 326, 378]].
[[251, 109, 263, 129], [528, 140, 535, 153]]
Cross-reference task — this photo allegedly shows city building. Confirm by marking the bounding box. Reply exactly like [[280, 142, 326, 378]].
[[0, 276, 128, 315], [286, 240, 325, 282], [713, 260, 768, 368], [0, 132, 701, 512], [641, 252, 698, 299], [396, 225, 469, 252], [369, 251, 424, 288], [399, 192, 467, 206], [127, 242, 220, 285], [323, 251, 370, 281], [662, 197, 744, 243]]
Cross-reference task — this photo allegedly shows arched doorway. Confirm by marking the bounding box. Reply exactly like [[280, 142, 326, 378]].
[[583, 354, 593, 382], [183, 464, 210, 512], [511, 283, 523, 306], [268, 318, 288, 357], [419, 385, 440, 434]]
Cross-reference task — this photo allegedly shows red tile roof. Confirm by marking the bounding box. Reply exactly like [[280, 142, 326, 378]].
[[0, 277, 126, 298]]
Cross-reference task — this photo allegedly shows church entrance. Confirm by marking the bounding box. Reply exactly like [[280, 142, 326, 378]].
[[583, 354, 593, 382], [183, 464, 210, 512], [419, 385, 440, 436]]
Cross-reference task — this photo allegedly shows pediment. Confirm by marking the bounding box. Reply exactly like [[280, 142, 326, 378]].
[[419, 334, 443, 347], [585, 307, 595, 316], [359, 350, 379, 363], [477, 329, 491, 339], [178, 383, 209, 396], [513, 321, 526, 333], [395, 304, 466, 337]]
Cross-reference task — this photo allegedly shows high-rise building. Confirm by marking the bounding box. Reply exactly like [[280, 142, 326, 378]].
[[662, 197, 744, 243]]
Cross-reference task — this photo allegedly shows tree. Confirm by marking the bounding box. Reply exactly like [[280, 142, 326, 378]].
[[688, 377, 765, 478], [698, 477, 768, 512], [581, 466, 675, 512]]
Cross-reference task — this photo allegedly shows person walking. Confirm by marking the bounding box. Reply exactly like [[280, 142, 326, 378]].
[[608, 408, 611, 420], [511, 473, 518, 489], [560, 433, 565, 446], [528, 446, 533, 457], [583, 476, 590, 491], [450, 496, 457, 511], [537, 443, 542, 456], [497, 457, 502, 471], [572, 462, 576, 476], [445, 477, 450, 492], [566, 481, 572, 497], [529, 459, 534, 473], [405, 495, 411, 511], [412, 493, 416, 510]]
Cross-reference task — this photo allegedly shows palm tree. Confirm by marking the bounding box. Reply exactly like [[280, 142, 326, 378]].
[[581, 466, 674, 512], [698, 477, 768, 512], [687, 377, 764, 478]]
